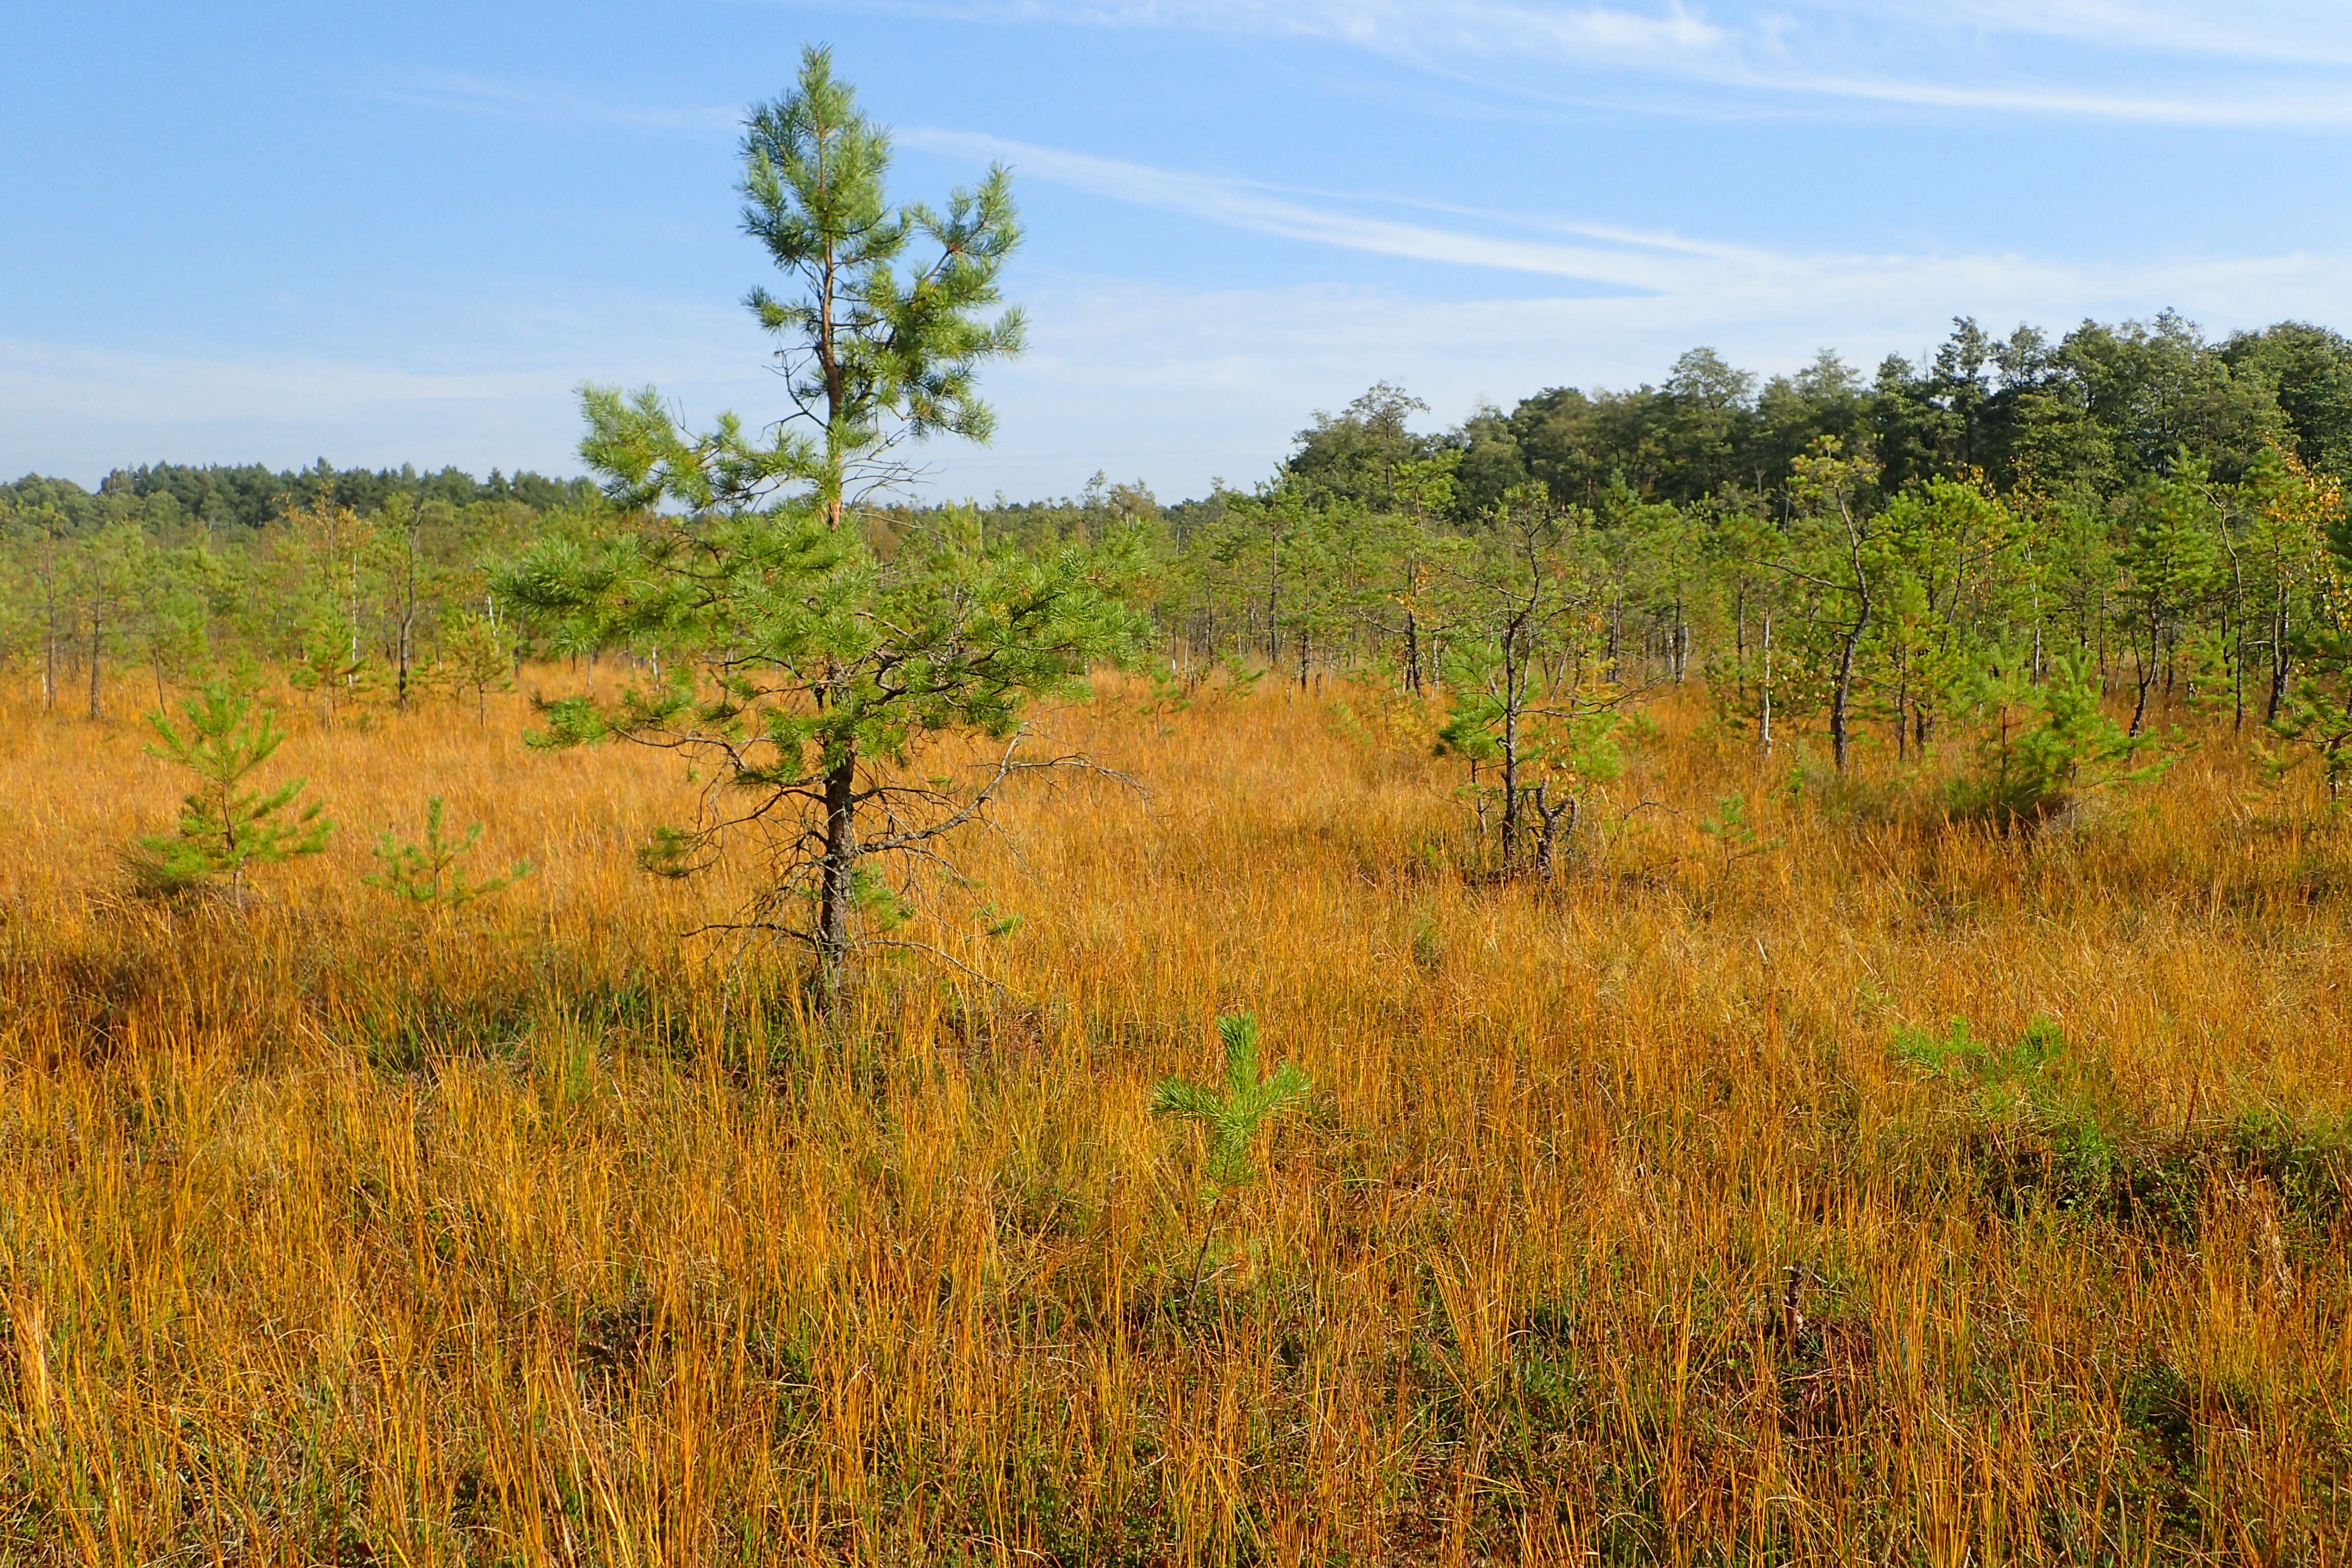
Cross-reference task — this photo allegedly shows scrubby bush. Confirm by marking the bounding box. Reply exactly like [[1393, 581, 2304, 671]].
[[1945, 655, 2165, 830], [127, 681, 330, 900]]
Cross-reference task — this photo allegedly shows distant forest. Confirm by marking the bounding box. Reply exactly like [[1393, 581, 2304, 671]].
[[18, 311, 2349, 537], [0, 459, 601, 532], [982, 311, 2352, 549], [10, 311, 2352, 791]]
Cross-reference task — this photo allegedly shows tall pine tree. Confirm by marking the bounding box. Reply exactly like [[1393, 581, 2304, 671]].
[[497, 46, 1144, 1007]]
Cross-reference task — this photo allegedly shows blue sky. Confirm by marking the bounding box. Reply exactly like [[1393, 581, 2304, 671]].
[[7, 2, 2352, 502]]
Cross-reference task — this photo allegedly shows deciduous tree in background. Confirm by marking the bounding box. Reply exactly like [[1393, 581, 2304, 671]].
[[1779, 438, 1884, 773], [1433, 485, 1627, 874]]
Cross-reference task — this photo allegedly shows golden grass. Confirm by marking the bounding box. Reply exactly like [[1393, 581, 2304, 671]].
[[3, 673, 2350, 1563]]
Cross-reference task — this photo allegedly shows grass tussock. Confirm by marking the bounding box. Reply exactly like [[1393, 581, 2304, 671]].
[[2, 675, 2351, 1564]]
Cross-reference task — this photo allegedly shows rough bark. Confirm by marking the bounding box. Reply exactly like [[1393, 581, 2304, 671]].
[[813, 746, 861, 1008]]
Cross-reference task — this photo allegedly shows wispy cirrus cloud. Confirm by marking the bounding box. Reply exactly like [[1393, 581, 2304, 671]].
[[378, 73, 739, 134], [825, 0, 1726, 53], [904, 127, 2345, 312], [1866, 1, 2352, 67], [815, 0, 2352, 127], [901, 128, 1767, 290]]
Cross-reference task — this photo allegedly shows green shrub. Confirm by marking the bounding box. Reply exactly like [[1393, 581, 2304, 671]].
[[363, 797, 532, 912], [128, 682, 330, 901], [1945, 655, 2165, 830]]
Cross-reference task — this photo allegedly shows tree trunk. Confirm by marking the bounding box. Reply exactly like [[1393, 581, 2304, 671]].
[[2129, 617, 2157, 736], [87, 611, 103, 721], [2269, 582, 2291, 724], [1829, 505, 1872, 774], [397, 603, 415, 709], [1532, 786, 1576, 877], [1499, 620, 1524, 865], [813, 746, 861, 1010], [2225, 546, 2245, 732], [1264, 534, 1280, 668], [1829, 624, 1863, 772]]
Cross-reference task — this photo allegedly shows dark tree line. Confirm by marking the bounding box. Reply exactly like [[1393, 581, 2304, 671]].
[[1275, 314, 2352, 521], [3, 459, 598, 534]]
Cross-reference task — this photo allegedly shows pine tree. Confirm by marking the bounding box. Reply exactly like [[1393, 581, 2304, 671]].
[[435, 610, 513, 725], [129, 683, 331, 900], [1150, 1014, 1314, 1288], [496, 47, 1145, 1007], [1150, 1014, 1314, 1191], [2266, 448, 2352, 794], [1947, 653, 2164, 828], [364, 797, 531, 912], [2119, 462, 2222, 734], [1431, 484, 1624, 874], [1782, 438, 1885, 772]]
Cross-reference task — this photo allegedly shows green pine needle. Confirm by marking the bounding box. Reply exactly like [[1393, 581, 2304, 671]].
[[1150, 1013, 1314, 1190], [364, 797, 533, 911]]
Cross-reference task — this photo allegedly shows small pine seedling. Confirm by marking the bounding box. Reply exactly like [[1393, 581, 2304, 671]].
[[1891, 1015, 2065, 1086], [129, 682, 331, 901], [1698, 790, 1784, 879], [1151, 1013, 1314, 1191], [1891, 1015, 2069, 1120], [364, 797, 532, 911]]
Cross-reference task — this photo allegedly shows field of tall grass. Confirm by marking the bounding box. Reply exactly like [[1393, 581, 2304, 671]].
[[3, 673, 2349, 1564]]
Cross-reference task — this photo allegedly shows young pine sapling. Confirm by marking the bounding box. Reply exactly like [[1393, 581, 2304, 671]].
[[129, 682, 331, 901], [1696, 790, 1783, 878], [1150, 1013, 1314, 1289], [1946, 653, 2166, 830], [434, 611, 515, 727], [363, 797, 533, 913], [1431, 484, 1631, 877], [495, 48, 1144, 1009]]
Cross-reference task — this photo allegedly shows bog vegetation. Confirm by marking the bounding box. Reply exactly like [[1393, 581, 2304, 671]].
[[6, 44, 2352, 1566]]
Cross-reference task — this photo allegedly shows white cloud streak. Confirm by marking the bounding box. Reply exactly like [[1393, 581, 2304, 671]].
[[902, 129, 1769, 289], [906, 127, 2345, 318], [827, 0, 2352, 127], [377, 74, 739, 134], [1874, 1, 2352, 67], [16, 131, 2339, 499]]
